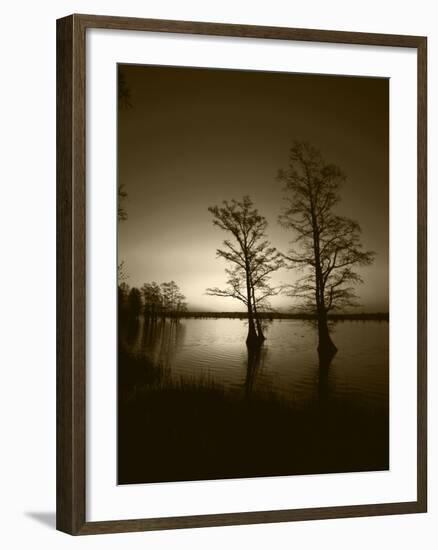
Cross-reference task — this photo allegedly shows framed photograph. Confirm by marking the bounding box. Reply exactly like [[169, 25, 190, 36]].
[[57, 14, 427, 535]]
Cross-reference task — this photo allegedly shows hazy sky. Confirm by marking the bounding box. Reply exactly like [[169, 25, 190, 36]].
[[118, 64, 389, 312]]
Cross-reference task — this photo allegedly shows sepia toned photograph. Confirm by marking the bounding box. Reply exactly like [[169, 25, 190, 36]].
[[117, 63, 389, 485]]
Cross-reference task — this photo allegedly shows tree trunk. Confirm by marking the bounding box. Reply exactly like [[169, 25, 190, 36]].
[[245, 344, 262, 397], [246, 309, 258, 345], [317, 309, 337, 359], [254, 315, 264, 341], [311, 214, 336, 362], [245, 283, 258, 345], [251, 284, 265, 341], [244, 257, 259, 345]]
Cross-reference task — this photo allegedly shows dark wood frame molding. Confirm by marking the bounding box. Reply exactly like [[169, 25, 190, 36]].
[[56, 13, 427, 535]]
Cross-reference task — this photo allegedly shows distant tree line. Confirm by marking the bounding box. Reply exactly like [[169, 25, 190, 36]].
[[173, 311, 389, 321], [119, 280, 187, 322]]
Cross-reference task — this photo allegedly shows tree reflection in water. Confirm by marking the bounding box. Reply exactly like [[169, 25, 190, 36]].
[[139, 318, 187, 370], [317, 349, 335, 408], [244, 344, 267, 397]]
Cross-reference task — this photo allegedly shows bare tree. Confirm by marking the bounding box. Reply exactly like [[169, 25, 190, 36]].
[[206, 196, 283, 344], [160, 281, 187, 320], [117, 183, 128, 286], [141, 280, 187, 321], [117, 68, 130, 221], [141, 282, 162, 321], [117, 260, 129, 284], [278, 142, 374, 357], [174, 291, 188, 318], [127, 287, 143, 319], [118, 184, 128, 222], [118, 69, 132, 110]]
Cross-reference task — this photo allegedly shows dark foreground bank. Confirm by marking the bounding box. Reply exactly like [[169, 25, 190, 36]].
[[118, 347, 389, 484]]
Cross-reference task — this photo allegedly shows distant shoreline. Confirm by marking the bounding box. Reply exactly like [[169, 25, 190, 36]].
[[179, 312, 389, 321]]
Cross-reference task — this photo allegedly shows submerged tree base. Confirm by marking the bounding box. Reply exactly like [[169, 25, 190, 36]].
[[317, 330, 338, 367], [318, 349, 337, 371], [246, 332, 265, 346], [317, 342, 337, 369]]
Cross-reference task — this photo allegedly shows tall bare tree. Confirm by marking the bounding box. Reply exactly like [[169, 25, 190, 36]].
[[141, 280, 187, 321], [118, 184, 128, 222], [278, 142, 374, 357], [127, 287, 143, 319], [206, 196, 283, 344], [117, 70, 130, 222], [118, 68, 132, 110], [141, 282, 162, 321], [117, 70, 130, 224], [160, 281, 187, 319], [117, 182, 128, 285]]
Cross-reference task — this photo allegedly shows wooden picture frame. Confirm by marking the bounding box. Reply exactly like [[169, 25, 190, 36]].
[[56, 13, 427, 535]]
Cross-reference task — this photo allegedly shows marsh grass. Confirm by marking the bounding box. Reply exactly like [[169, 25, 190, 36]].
[[118, 349, 388, 484]]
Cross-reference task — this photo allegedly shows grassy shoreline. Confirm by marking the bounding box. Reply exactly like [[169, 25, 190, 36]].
[[118, 348, 389, 485]]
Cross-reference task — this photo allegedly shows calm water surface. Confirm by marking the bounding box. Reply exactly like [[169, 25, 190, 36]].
[[126, 318, 388, 411]]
